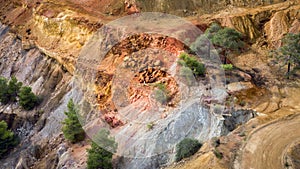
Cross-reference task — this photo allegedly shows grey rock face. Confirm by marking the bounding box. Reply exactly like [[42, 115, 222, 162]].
[[223, 109, 257, 132], [0, 22, 73, 169]]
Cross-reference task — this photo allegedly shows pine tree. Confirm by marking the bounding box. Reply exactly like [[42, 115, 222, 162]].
[[0, 77, 9, 104], [212, 27, 244, 64], [0, 121, 18, 157], [62, 99, 85, 143], [18, 86, 39, 110], [87, 129, 117, 169], [7, 76, 22, 103], [275, 33, 300, 76]]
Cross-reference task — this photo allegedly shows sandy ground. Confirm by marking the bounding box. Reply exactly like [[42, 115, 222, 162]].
[[236, 113, 300, 169]]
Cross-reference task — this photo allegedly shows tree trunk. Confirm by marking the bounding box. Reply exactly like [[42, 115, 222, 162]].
[[224, 50, 227, 64], [287, 56, 291, 79], [208, 42, 210, 58]]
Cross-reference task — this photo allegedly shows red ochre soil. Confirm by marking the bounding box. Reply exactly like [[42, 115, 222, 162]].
[[128, 68, 179, 108], [95, 34, 187, 128]]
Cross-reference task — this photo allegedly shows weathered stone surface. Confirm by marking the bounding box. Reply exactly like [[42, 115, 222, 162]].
[[264, 11, 289, 47], [223, 109, 256, 132], [138, 0, 286, 15], [0, 23, 73, 169], [227, 82, 254, 93]]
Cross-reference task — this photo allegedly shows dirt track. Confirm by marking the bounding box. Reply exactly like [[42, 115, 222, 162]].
[[237, 113, 300, 169]]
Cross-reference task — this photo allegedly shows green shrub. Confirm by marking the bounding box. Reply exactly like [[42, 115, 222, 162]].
[[178, 52, 205, 76], [239, 100, 246, 107], [154, 89, 169, 104], [180, 66, 195, 86], [62, 99, 85, 143], [154, 83, 165, 90], [221, 64, 234, 71], [18, 86, 39, 110], [87, 130, 117, 169], [191, 34, 210, 53], [213, 149, 223, 159], [153, 83, 170, 104], [147, 122, 154, 130], [175, 138, 202, 162], [205, 23, 222, 40], [0, 121, 19, 157], [239, 131, 246, 137]]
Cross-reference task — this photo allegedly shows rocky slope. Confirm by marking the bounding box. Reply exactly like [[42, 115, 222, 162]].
[[0, 0, 299, 169]]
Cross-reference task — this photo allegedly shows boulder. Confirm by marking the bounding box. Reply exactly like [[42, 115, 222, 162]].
[[227, 82, 254, 93]]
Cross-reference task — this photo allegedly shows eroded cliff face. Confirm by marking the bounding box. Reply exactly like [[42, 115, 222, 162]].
[[137, 0, 287, 15], [0, 0, 298, 76], [0, 0, 101, 73], [195, 1, 300, 44], [0, 0, 299, 169], [0, 22, 81, 168]]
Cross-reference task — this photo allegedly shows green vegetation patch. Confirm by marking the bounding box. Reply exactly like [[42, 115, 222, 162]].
[[0, 121, 19, 157], [87, 129, 117, 169], [221, 64, 234, 71], [175, 138, 202, 162], [0, 76, 39, 110], [62, 99, 85, 143], [178, 52, 205, 76], [270, 33, 300, 77]]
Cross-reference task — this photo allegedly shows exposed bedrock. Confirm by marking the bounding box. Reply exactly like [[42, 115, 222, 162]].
[[0, 22, 76, 169]]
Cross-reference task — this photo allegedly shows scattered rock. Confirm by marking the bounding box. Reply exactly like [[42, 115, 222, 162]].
[[154, 60, 162, 66], [237, 70, 252, 82], [227, 82, 254, 93], [57, 144, 67, 157]]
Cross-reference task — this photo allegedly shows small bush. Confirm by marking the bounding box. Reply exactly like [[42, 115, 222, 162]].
[[205, 23, 222, 40], [153, 83, 169, 104], [175, 138, 202, 162], [180, 66, 195, 86], [179, 53, 205, 76], [154, 90, 168, 104], [213, 149, 223, 159], [0, 121, 19, 157], [62, 99, 85, 143], [147, 122, 154, 130], [191, 34, 210, 53], [239, 131, 246, 137], [154, 82, 167, 91], [18, 86, 39, 110], [221, 64, 234, 71], [239, 100, 246, 107]]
